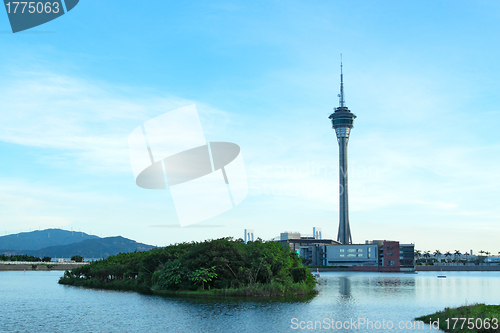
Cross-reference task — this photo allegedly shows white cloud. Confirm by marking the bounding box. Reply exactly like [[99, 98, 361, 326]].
[[0, 71, 229, 174]]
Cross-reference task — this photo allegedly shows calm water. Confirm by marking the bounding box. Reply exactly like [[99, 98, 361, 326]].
[[1, 270, 499, 332]]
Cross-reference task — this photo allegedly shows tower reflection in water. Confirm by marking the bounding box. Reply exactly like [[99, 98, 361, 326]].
[[339, 276, 351, 299]]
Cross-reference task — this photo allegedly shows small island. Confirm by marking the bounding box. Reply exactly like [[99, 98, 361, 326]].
[[416, 304, 500, 333], [59, 237, 316, 297]]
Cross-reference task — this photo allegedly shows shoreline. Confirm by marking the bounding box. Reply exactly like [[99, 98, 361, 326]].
[[0, 263, 88, 271], [58, 278, 317, 298]]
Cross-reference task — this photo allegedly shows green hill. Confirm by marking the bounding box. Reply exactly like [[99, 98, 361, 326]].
[[0, 229, 98, 251], [0, 229, 155, 259], [29, 236, 155, 258]]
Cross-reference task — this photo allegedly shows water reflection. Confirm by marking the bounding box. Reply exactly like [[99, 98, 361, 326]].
[[317, 272, 417, 304], [339, 276, 351, 299]]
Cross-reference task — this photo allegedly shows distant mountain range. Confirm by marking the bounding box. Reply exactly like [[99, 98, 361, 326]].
[[0, 229, 99, 251], [0, 229, 156, 258]]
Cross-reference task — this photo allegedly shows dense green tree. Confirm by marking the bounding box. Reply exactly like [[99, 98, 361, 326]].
[[71, 255, 83, 262], [189, 267, 217, 290], [8, 254, 41, 262], [154, 260, 184, 290]]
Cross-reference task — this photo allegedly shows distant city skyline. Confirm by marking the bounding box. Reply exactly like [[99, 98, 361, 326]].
[[1, 1, 499, 252]]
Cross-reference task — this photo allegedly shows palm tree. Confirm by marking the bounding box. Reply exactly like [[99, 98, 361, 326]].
[[454, 250, 461, 264], [423, 251, 431, 264], [463, 252, 469, 265], [414, 250, 422, 265], [479, 250, 486, 265], [433, 250, 442, 264], [444, 251, 452, 265]]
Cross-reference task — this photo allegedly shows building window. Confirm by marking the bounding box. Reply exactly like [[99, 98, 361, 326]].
[[347, 249, 355, 253], [368, 248, 371, 252], [387, 253, 394, 256], [357, 249, 363, 252], [357, 254, 363, 257], [387, 247, 394, 250], [388, 260, 395, 266], [347, 254, 355, 257], [340, 249, 345, 252], [340, 254, 345, 257]]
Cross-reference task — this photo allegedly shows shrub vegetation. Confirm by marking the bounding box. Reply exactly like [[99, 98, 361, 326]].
[[0, 254, 42, 262], [416, 304, 500, 333], [59, 238, 317, 297]]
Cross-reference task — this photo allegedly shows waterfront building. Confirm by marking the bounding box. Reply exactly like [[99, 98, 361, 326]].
[[400, 243, 415, 271], [279, 229, 339, 266], [324, 240, 414, 272], [324, 243, 378, 267], [486, 256, 500, 264]]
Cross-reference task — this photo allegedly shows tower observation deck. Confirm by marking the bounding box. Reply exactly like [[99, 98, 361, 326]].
[[328, 58, 356, 244]]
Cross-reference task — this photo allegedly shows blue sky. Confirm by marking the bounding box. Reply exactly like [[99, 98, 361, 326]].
[[1, 0, 499, 253]]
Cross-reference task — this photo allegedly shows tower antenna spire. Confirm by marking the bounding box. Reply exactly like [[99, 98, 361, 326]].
[[339, 54, 345, 107]]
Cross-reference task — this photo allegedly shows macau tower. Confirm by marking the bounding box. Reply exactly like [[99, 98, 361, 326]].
[[328, 59, 356, 244]]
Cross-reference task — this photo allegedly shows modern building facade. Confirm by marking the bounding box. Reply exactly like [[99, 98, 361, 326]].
[[486, 257, 500, 264], [279, 229, 340, 266], [323, 240, 415, 272], [278, 226, 415, 271], [371, 240, 401, 272], [329, 60, 356, 244], [324, 243, 379, 267], [399, 243, 416, 271]]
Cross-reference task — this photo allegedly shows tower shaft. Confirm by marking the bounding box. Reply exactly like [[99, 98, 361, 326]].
[[337, 137, 352, 244]]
